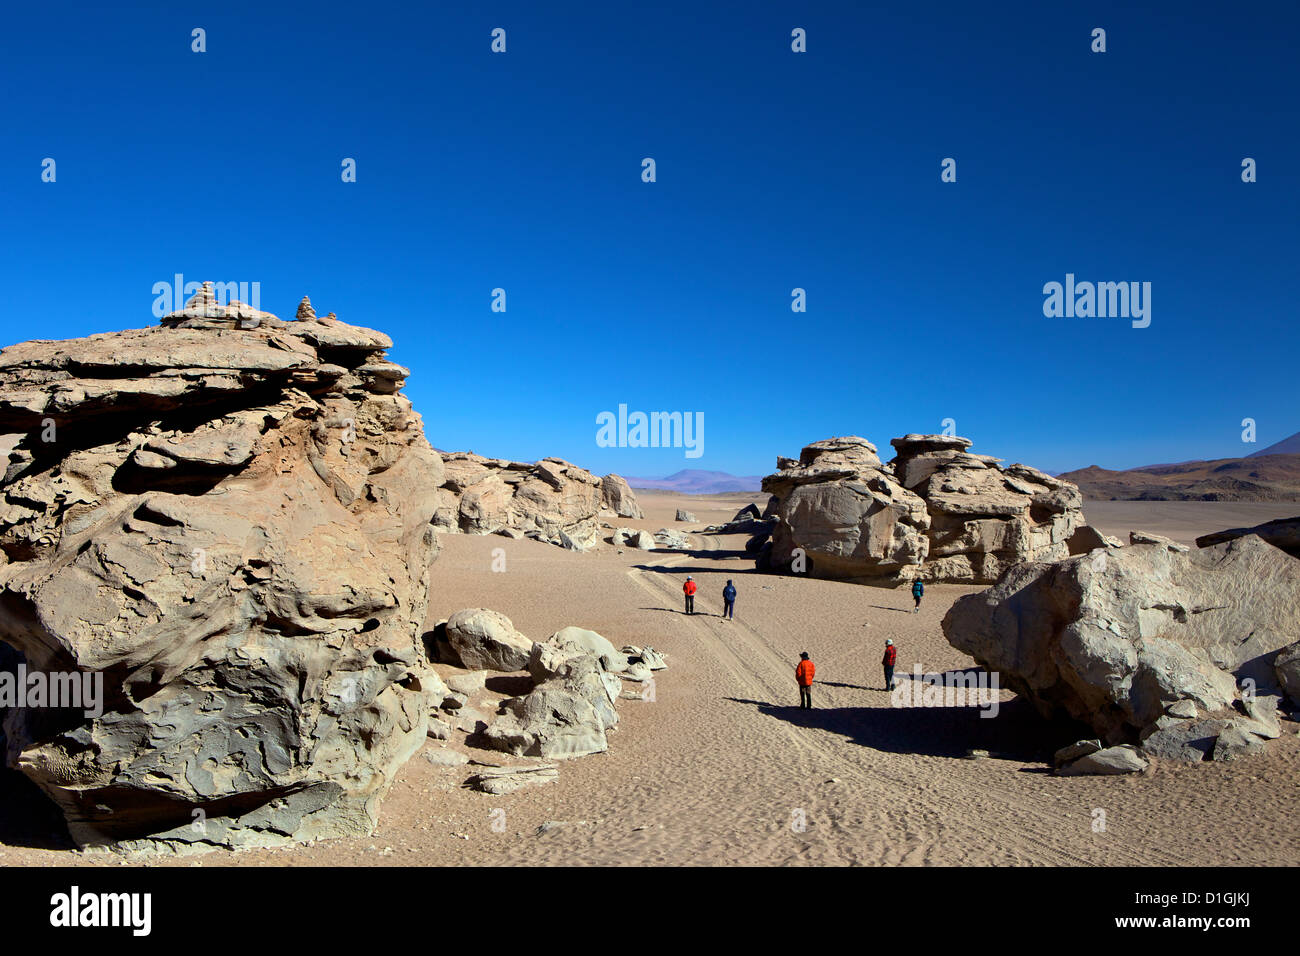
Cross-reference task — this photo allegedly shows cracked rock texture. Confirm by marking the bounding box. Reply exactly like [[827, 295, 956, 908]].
[[432, 452, 640, 550], [0, 284, 441, 851], [942, 534, 1300, 747], [758, 434, 1083, 584]]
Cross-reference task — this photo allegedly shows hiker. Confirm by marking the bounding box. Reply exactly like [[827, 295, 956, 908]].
[[882, 639, 897, 691], [722, 579, 737, 620], [911, 578, 924, 613], [796, 652, 815, 709], [683, 575, 697, 615]]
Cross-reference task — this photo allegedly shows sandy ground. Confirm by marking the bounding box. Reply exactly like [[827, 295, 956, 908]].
[[1, 492, 1296, 867]]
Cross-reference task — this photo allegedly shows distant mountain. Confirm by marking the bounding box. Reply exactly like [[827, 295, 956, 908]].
[[1249, 430, 1300, 457], [1059, 453, 1300, 501], [626, 469, 763, 494]]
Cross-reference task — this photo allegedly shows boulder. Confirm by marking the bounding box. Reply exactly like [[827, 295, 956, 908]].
[[444, 609, 533, 672], [600, 474, 644, 519], [1196, 517, 1300, 558], [0, 289, 441, 851], [654, 528, 689, 550], [943, 535, 1300, 746], [675, 508, 697, 522], [1275, 642, 1300, 706], [445, 670, 487, 695], [1056, 744, 1148, 776], [465, 764, 559, 794]]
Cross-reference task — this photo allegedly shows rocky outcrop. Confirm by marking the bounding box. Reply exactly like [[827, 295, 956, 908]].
[[888, 434, 1084, 583], [943, 534, 1300, 757], [675, 508, 697, 523], [759, 437, 930, 582], [600, 473, 643, 519], [432, 453, 640, 551], [0, 285, 442, 851], [757, 434, 1085, 584], [1196, 516, 1300, 558]]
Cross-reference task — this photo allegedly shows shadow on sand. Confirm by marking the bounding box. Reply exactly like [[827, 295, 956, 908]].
[[724, 694, 1089, 763]]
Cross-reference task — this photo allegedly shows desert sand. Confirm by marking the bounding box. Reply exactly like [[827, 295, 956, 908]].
[[1, 493, 1296, 867]]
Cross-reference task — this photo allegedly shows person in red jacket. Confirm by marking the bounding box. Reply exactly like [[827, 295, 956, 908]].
[[683, 575, 697, 615], [882, 639, 897, 691], [795, 652, 815, 709]]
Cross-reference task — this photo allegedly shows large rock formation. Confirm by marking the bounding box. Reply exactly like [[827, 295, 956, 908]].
[[432, 453, 639, 550], [759, 437, 930, 582], [758, 434, 1083, 583], [0, 284, 441, 851], [1196, 515, 1300, 558], [942, 534, 1300, 752], [889, 434, 1084, 583]]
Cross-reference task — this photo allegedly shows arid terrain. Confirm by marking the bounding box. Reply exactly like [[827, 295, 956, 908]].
[[1060, 453, 1300, 502], [1, 492, 1296, 868]]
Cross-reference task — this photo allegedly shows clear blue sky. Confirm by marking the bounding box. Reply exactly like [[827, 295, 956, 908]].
[[2, 1, 1296, 477]]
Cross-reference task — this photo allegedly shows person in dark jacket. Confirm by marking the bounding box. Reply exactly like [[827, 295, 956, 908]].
[[683, 576, 697, 615], [795, 652, 815, 709], [722, 580, 737, 620], [882, 639, 897, 690], [911, 578, 924, 613]]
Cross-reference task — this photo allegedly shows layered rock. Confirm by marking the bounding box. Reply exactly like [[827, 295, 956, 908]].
[[0, 286, 441, 851], [942, 534, 1300, 753], [759, 437, 931, 582], [432, 453, 640, 550], [889, 434, 1084, 583], [757, 434, 1085, 584]]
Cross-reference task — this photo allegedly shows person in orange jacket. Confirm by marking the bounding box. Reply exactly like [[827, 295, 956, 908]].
[[795, 652, 815, 709], [683, 575, 697, 615], [882, 639, 897, 691]]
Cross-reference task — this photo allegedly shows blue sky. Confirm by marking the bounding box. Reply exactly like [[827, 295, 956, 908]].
[[2, 1, 1296, 477]]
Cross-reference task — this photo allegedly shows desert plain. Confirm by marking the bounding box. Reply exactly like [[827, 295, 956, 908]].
[[1, 491, 1296, 868]]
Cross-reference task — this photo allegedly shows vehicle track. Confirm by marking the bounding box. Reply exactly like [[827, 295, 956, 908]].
[[627, 551, 1176, 866]]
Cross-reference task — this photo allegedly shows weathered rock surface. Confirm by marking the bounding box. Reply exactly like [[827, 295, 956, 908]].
[[758, 434, 1085, 584], [600, 474, 643, 519], [675, 508, 697, 523], [465, 763, 558, 794], [759, 437, 930, 582], [1196, 515, 1300, 558], [889, 434, 1084, 583], [1056, 744, 1148, 776], [443, 608, 533, 672], [1276, 642, 1300, 707], [943, 535, 1300, 752], [484, 626, 625, 760], [0, 286, 441, 851], [432, 453, 639, 551]]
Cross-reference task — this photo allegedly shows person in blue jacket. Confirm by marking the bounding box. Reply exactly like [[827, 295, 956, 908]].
[[911, 578, 924, 613], [722, 579, 737, 620]]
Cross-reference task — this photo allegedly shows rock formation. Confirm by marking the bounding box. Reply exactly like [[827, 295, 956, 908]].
[[942, 534, 1300, 759], [757, 434, 1085, 584], [758, 437, 932, 582], [431, 453, 640, 550], [0, 286, 442, 851], [1196, 515, 1300, 558]]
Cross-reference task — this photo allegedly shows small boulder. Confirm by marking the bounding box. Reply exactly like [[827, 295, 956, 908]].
[[1057, 745, 1148, 776], [444, 608, 534, 672], [675, 508, 697, 522]]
